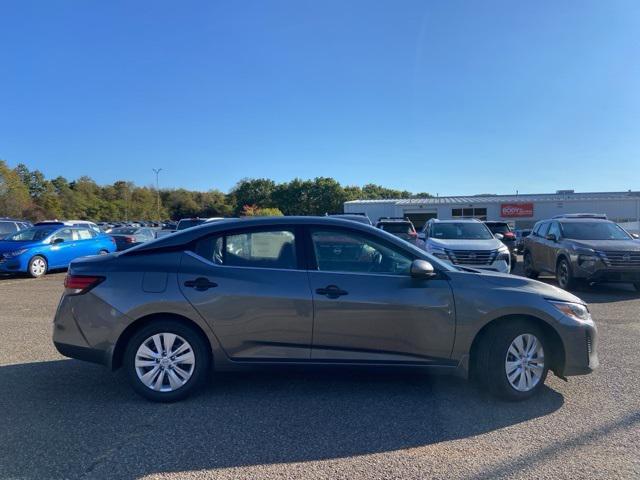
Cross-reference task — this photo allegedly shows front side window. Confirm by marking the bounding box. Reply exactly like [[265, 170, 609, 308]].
[[547, 222, 561, 239], [51, 228, 74, 242], [195, 229, 297, 269], [311, 229, 412, 275]]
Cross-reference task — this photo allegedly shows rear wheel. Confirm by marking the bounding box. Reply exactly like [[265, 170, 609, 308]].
[[475, 320, 548, 401], [28, 256, 48, 278], [523, 252, 538, 278], [124, 320, 211, 402], [556, 258, 576, 290]]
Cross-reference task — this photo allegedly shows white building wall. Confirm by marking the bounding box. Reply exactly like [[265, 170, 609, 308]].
[[345, 197, 640, 227]]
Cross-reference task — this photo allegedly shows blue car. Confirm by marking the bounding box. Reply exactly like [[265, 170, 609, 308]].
[[0, 224, 117, 277]]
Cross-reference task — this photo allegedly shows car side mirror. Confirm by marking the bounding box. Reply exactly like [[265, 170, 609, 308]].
[[494, 233, 504, 240], [53, 237, 64, 244], [410, 259, 436, 279], [546, 233, 557, 242], [632, 233, 639, 239]]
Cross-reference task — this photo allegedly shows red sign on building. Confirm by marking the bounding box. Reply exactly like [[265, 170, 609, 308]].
[[501, 203, 534, 218]]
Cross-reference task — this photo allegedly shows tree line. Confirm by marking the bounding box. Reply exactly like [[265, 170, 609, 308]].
[[0, 160, 431, 221]]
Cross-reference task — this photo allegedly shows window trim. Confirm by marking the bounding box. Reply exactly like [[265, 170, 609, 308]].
[[303, 225, 418, 277]]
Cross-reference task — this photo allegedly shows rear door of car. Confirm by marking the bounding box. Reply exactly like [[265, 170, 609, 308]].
[[178, 225, 314, 361], [530, 221, 550, 272], [74, 228, 99, 257], [305, 225, 455, 364]]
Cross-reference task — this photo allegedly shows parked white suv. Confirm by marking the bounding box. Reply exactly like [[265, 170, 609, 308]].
[[421, 218, 511, 273]]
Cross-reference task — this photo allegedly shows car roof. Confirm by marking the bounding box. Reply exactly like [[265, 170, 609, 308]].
[[126, 216, 394, 254]]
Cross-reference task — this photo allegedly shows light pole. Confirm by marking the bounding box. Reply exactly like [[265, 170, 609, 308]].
[[152, 168, 163, 223]]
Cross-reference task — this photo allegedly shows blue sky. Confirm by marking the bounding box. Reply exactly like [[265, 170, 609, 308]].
[[1, 1, 639, 195]]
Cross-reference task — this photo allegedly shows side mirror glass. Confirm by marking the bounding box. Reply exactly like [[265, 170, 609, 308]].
[[410, 259, 436, 279], [494, 233, 504, 240], [546, 233, 557, 242], [632, 233, 639, 239], [53, 237, 64, 244]]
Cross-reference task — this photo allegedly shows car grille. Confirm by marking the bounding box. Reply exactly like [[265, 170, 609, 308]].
[[596, 250, 640, 267], [445, 249, 498, 266]]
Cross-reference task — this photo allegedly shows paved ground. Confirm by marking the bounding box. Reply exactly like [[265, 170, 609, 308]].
[[1, 267, 639, 479]]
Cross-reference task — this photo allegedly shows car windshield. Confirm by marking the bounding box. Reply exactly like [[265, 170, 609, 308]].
[[380, 223, 414, 234], [561, 222, 631, 240], [486, 223, 510, 234], [0, 222, 17, 234], [110, 228, 138, 234], [5, 227, 57, 241], [432, 223, 494, 240], [177, 220, 205, 230]]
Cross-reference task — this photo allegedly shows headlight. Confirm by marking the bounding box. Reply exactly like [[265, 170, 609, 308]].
[[578, 254, 599, 267], [5, 249, 28, 258], [548, 300, 592, 322], [428, 246, 449, 260], [498, 245, 509, 253], [570, 244, 595, 255]]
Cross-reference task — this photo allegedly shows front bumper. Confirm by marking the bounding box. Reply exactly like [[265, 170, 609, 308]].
[[556, 317, 599, 376], [572, 260, 640, 283], [0, 256, 27, 273]]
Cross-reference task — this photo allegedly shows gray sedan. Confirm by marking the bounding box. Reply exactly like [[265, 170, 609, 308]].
[[53, 217, 598, 402]]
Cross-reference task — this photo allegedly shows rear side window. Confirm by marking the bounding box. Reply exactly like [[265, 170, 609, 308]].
[[195, 229, 297, 270], [75, 229, 95, 240]]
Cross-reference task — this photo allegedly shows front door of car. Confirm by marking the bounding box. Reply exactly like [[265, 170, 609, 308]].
[[544, 222, 563, 271], [178, 226, 313, 361], [530, 221, 551, 272], [306, 227, 455, 364], [48, 228, 77, 267]]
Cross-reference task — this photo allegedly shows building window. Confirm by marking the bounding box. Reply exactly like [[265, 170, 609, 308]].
[[452, 207, 487, 220]]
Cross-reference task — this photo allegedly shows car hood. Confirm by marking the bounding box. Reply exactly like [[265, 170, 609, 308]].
[[567, 240, 640, 252], [0, 240, 42, 252], [470, 270, 584, 304], [428, 238, 502, 250]]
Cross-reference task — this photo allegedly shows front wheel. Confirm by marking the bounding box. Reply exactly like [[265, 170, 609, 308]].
[[556, 258, 577, 290], [124, 320, 211, 402], [28, 255, 48, 278], [475, 320, 549, 401]]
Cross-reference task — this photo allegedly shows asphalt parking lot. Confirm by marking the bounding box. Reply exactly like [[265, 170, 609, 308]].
[[1, 265, 639, 480]]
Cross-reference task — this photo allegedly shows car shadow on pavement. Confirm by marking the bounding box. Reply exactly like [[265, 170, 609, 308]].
[[0, 359, 564, 480], [534, 276, 639, 304]]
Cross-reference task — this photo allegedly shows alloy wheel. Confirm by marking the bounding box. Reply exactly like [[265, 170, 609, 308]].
[[135, 333, 196, 392], [505, 333, 544, 392], [557, 261, 569, 287]]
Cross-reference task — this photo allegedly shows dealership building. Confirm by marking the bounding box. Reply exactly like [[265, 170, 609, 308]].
[[344, 190, 640, 231]]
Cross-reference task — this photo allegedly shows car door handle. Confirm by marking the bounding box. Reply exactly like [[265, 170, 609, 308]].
[[184, 277, 218, 291], [316, 285, 348, 299]]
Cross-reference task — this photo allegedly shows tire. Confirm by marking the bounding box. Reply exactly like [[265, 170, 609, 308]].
[[475, 319, 549, 401], [556, 257, 576, 290], [523, 252, 538, 279], [27, 255, 48, 278], [123, 320, 211, 402]]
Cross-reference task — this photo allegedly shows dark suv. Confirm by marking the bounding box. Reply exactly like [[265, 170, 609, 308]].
[[523, 215, 640, 291]]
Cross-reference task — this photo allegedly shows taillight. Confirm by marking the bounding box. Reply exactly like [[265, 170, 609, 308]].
[[64, 275, 104, 295], [409, 231, 417, 237], [504, 232, 515, 239], [125, 236, 136, 243]]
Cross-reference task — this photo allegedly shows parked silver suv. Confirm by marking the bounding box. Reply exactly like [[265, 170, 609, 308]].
[[53, 217, 597, 402]]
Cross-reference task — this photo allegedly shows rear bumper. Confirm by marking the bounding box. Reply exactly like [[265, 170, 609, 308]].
[[53, 341, 109, 365]]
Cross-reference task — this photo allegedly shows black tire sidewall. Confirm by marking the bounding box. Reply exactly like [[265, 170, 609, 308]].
[[556, 258, 574, 290], [483, 320, 549, 401], [28, 255, 47, 278], [124, 320, 211, 402]]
